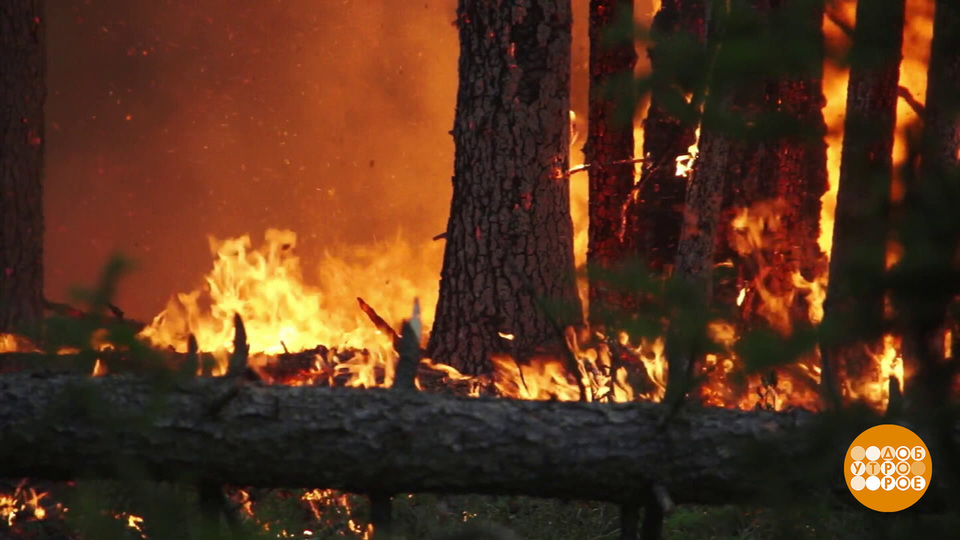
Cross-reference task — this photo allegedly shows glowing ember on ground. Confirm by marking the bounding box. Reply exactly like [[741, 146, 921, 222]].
[[0, 483, 47, 526]]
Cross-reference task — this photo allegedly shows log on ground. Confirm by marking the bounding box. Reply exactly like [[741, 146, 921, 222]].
[[0, 373, 952, 507]]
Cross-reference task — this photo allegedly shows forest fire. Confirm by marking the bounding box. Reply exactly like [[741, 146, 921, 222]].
[[1, 0, 957, 538], [0, 1, 936, 416], [106, 0, 930, 415]]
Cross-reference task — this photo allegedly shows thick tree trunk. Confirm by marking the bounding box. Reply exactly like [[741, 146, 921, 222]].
[[897, 1, 960, 488], [625, 0, 705, 276], [428, 0, 583, 375], [918, 0, 960, 373], [820, 0, 905, 407], [677, 0, 776, 298], [921, 0, 960, 177], [0, 371, 943, 507], [772, 0, 828, 285], [767, 0, 829, 329], [712, 0, 827, 336], [584, 0, 637, 323], [664, 1, 741, 409], [0, 1, 46, 341]]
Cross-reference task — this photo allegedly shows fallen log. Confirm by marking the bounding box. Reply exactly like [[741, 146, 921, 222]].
[[1, 372, 951, 507]]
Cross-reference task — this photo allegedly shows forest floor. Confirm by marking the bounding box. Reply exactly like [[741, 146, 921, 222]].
[[4, 480, 959, 540]]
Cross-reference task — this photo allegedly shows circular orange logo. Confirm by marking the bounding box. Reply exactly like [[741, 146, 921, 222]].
[[844, 424, 932, 512]]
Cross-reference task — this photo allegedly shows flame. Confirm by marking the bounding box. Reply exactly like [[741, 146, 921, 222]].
[[0, 483, 47, 526], [674, 126, 700, 178], [492, 354, 582, 402], [728, 200, 828, 333], [139, 229, 440, 374], [0, 333, 40, 353], [92, 359, 108, 377], [848, 334, 905, 412], [108, 513, 147, 539], [0, 0, 933, 422]]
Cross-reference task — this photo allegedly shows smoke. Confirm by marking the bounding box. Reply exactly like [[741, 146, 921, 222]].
[[43, 0, 654, 320]]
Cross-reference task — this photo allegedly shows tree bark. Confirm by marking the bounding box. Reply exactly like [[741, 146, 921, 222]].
[[921, 0, 960, 178], [895, 0, 960, 490], [625, 0, 705, 276], [663, 1, 741, 410], [428, 0, 583, 375], [0, 1, 46, 341], [584, 0, 638, 323], [820, 0, 906, 407], [766, 0, 829, 329], [0, 371, 937, 507], [705, 0, 828, 337]]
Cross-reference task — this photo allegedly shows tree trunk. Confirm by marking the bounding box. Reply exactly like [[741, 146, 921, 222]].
[[428, 0, 583, 375], [584, 0, 637, 323], [676, 0, 774, 297], [624, 0, 705, 276], [895, 0, 960, 489], [663, 1, 741, 409], [0, 1, 46, 341], [769, 0, 829, 328], [0, 371, 941, 508], [921, 0, 960, 178], [919, 0, 960, 373], [665, 0, 826, 407], [720, 0, 828, 336], [820, 0, 906, 407]]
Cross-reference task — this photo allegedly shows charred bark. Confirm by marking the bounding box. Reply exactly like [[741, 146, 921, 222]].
[[766, 0, 829, 329], [625, 0, 705, 276], [921, 0, 960, 178], [584, 0, 638, 322], [429, 0, 583, 375], [707, 0, 775, 317], [0, 371, 947, 507], [820, 0, 906, 408], [896, 0, 960, 380], [710, 0, 828, 337], [0, 1, 46, 341], [661, 1, 736, 412], [894, 0, 960, 490]]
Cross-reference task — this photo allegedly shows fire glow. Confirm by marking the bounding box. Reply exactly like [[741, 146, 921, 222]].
[[0, 0, 944, 536], [3, 1, 934, 415]]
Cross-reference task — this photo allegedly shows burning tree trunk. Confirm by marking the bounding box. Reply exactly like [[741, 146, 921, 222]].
[[0, 371, 940, 507], [708, 0, 828, 337], [820, 0, 906, 407], [624, 0, 705, 275], [584, 0, 637, 322], [710, 0, 778, 317], [664, 0, 741, 409], [428, 0, 583, 375], [0, 1, 46, 341], [766, 0, 829, 329], [661, 0, 829, 404]]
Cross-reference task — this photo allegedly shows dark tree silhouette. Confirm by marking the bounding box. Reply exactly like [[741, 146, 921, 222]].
[[0, 1, 46, 341], [624, 0, 705, 276], [820, 0, 906, 408]]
